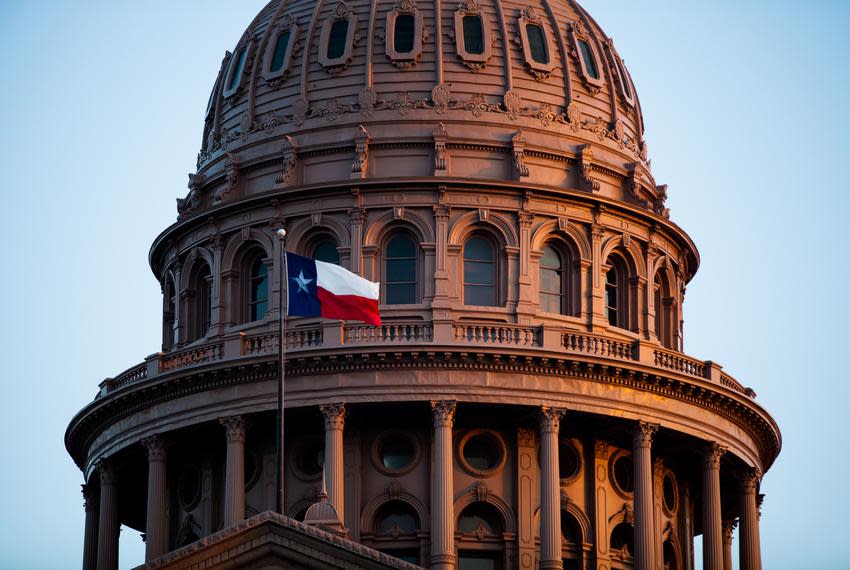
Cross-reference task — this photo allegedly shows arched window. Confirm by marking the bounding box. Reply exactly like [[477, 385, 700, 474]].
[[189, 263, 212, 342], [248, 256, 268, 322], [578, 39, 600, 79], [462, 14, 484, 54], [610, 523, 634, 561], [327, 19, 349, 59], [526, 23, 549, 64], [464, 235, 497, 306], [663, 539, 678, 570], [385, 233, 417, 305], [269, 30, 292, 73], [457, 502, 505, 570], [224, 46, 247, 95], [540, 245, 565, 314], [654, 272, 673, 349], [561, 511, 583, 567], [163, 275, 177, 350], [605, 254, 629, 329], [372, 501, 421, 564], [394, 14, 415, 53], [312, 238, 340, 265]]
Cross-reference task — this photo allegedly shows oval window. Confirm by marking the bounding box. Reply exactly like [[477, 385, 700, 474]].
[[612, 454, 634, 495], [327, 19, 349, 59], [394, 14, 415, 53], [462, 15, 484, 55], [462, 432, 503, 473], [379, 433, 416, 471], [578, 39, 600, 80], [227, 47, 247, 91], [269, 30, 292, 73], [294, 439, 324, 478], [559, 440, 580, 480], [177, 465, 202, 509], [526, 24, 549, 64], [663, 472, 677, 512]]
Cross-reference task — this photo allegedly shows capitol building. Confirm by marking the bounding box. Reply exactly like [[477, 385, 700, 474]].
[[65, 0, 780, 568]]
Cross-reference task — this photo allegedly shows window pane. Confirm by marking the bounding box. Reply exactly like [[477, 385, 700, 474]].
[[387, 258, 416, 282], [540, 267, 561, 293], [313, 240, 340, 264], [379, 511, 417, 533], [394, 14, 415, 53], [250, 258, 269, 321], [464, 236, 494, 261], [270, 30, 291, 72], [458, 555, 498, 570], [540, 246, 561, 270], [617, 59, 632, 97], [540, 292, 560, 314], [387, 234, 415, 258], [386, 283, 415, 305], [464, 284, 496, 306], [463, 15, 484, 55], [526, 24, 549, 64], [327, 19, 349, 59], [578, 39, 599, 79], [464, 260, 495, 285], [228, 47, 247, 90]]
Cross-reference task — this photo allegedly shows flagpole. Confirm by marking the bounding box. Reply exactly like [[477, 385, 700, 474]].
[[276, 227, 287, 515]]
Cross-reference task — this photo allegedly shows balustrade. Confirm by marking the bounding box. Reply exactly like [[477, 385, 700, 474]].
[[158, 342, 224, 372], [653, 348, 705, 377], [453, 323, 541, 346], [563, 332, 633, 360]]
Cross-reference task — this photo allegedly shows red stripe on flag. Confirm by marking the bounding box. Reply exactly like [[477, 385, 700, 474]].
[[317, 287, 382, 325]]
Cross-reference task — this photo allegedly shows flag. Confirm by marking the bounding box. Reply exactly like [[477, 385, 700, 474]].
[[286, 252, 381, 325]]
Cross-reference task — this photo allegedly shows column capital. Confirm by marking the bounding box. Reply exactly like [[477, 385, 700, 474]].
[[141, 434, 167, 462], [722, 518, 738, 542], [593, 439, 610, 459], [430, 400, 457, 428], [632, 421, 659, 448], [702, 442, 727, 470], [81, 484, 97, 512], [320, 402, 346, 430], [219, 415, 247, 443], [95, 459, 117, 486], [539, 406, 566, 433], [517, 428, 537, 447], [741, 467, 762, 494]]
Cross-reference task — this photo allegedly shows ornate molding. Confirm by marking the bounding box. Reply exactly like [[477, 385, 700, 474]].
[[433, 122, 448, 175], [702, 441, 727, 470], [430, 400, 457, 428], [141, 434, 167, 462], [511, 131, 529, 179], [275, 136, 298, 186], [578, 144, 600, 192], [741, 467, 761, 494], [632, 420, 659, 448], [96, 459, 117, 486], [320, 402, 346, 430], [517, 428, 536, 447], [351, 125, 370, 179], [219, 415, 247, 443], [539, 406, 566, 433]]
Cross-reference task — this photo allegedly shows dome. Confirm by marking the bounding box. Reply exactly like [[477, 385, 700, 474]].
[[180, 0, 664, 220]]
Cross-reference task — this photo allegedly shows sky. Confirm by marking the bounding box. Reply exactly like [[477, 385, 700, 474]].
[[1, 0, 848, 568]]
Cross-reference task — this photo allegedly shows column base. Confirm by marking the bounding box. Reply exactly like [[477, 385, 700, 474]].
[[430, 553, 457, 570], [540, 560, 564, 570]]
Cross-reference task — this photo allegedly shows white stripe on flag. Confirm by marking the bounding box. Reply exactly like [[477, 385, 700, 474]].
[[315, 260, 380, 300]]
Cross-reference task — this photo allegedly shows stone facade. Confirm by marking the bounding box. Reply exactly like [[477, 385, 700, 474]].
[[66, 1, 779, 569]]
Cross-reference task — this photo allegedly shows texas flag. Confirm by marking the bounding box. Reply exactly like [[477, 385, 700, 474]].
[[286, 252, 381, 325]]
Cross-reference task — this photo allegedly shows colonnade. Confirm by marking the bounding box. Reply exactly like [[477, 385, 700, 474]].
[[80, 405, 764, 570]]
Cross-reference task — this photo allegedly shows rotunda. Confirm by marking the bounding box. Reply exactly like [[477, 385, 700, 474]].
[[66, 0, 780, 569]]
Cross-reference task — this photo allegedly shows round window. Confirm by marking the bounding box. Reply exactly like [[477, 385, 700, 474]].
[[379, 433, 416, 471], [611, 453, 634, 496], [559, 440, 580, 481], [292, 438, 324, 480], [177, 465, 202, 510], [245, 450, 261, 490], [663, 472, 677, 513], [460, 431, 505, 475]]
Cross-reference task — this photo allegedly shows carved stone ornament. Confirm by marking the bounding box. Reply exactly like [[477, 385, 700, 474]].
[[219, 416, 247, 442], [430, 400, 457, 428], [578, 144, 600, 192], [264, 15, 302, 86], [453, 0, 493, 71], [473, 481, 488, 502], [351, 125, 370, 179], [275, 135, 298, 186], [503, 90, 522, 120], [516, 7, 556, 80], [539, 406, 566, 433], [702, 442, 727, 470], [593, 439, 609, 459], [96, 459, 117, 486], [626, 162, 650, 208], [431, 84, 451, 115], [318, 1, 359, 75], [654, 184, 670, 218], [433, 122, 448, 175], [177, 173, 204, 218], [632, 420, 659, 448], [320, 402, 346, 430], [566, 20, 603, 95], [517, 428, 536, 447], [385, 0, 424, 68], [141, 434, 167, 462], [358, 87, 376, 118], [214, 152, 240, 202], [565, 102, 582, 131], [511, 130, 530, 179], [741, 467, 762, 494]]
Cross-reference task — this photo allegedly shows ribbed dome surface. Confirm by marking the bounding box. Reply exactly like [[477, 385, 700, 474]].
[[180, 0, 665, 219]]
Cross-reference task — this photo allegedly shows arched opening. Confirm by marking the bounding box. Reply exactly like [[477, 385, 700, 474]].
[[540, 244, 569, 315], [369, 500, 422, 564], [463, 234, 498, 306], [162, 274, 177, 350], [187, 263, 212, 343], [561, 510, 583, 568], [312, 237, 340, 265], [610, 522, 635, 565], [247, 255, 268, 322], [457, 502, 505, 570], [663, 539, 678, 570], [653, 270, 674, 348], [605, 252, 630, 330], [385, 233, 418, 304]]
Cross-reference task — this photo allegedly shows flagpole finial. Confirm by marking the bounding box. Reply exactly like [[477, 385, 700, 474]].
[[277, 228, 286, 239]]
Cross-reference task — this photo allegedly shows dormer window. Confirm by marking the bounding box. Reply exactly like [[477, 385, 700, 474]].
[[221, 46, 248, 99], [385, 0, 424, 68], [578, 39, 599, 79], [318, 1, 358, 73], [526, 24, 549, 64], [453, 0, 492, 70], [568, 20, 604, 92], [606, 42, 636, 107], [263, 15, 300, 83]]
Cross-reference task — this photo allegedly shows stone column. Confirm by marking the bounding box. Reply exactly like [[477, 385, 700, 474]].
[[739, 469, 762, 570], [632, 421, 658, 570], [96, 460, 119, 570], [540, 407, 566, 570], [220, 416, 246, 527], [701, 443, 726, 570], [142, 435, 167, 561], [722, 519, 736, 570], [431, 400, 457, 570], [320, 403, 346, 523], [82, 483, 99, 570]]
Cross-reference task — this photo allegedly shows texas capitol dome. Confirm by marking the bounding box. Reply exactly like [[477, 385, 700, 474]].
[[65, 0, 780, 569]]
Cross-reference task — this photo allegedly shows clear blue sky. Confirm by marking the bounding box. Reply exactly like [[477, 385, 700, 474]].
[[1, 1, 847, 568]]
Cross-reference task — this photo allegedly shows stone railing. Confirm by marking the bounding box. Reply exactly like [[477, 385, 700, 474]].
[[653, 348, 705, 377], [563, 332, 633, 361], [346, 322, 433, 344], [159, 342, 224, 372], [95, 322, 755, 400]]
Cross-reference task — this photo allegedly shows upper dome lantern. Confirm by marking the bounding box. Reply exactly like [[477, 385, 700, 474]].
[[179, 0, 666, 220]]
